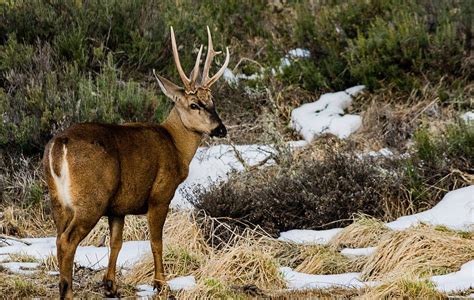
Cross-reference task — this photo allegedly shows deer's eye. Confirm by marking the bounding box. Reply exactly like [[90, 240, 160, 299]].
[[190, 103, 200, 110]]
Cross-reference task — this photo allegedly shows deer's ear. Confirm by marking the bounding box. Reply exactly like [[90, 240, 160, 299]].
[[154, 71, 185, 102]]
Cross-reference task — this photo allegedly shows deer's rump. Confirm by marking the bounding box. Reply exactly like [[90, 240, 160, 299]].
[[43, 123, 173, 216]]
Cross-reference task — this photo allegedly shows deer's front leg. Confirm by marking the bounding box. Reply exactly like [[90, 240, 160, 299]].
[[147, 202, 170, 292]]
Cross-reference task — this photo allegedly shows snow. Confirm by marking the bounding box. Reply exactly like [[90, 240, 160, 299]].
[[280, 267, 373, 290], [366, 148, 393, 158], [431, 260, 474, 293], [0, 237, 150, 270], [461, 111, 474, 122], [168, 275, 196, 291], [222, 68, 264, 86], [278, 228, 342, 245], [170, 141, 309, 208], [288, 48, 311, 58], [1, 262, 40, 275], [136, 284, 155, 298], [341, 247, 376, 257], [222, 48, 311, 86], [290, 86, 365, 142], [274, 48, 311, 74], [171, 144, 277, 208], [386, 185, 474, 231], [135, 276, 196, 297]]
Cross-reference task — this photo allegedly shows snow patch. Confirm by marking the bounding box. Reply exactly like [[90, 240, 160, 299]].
[[290, 86, 365, 142], [222, 68, 264, 86], [280, 267, 374, 290], [0, 237, 150, 270], [1, 262, 40, 275], [168, 275, 196, 291], [278, 228, 342, 245], [431, 260, 474, 293], [171, 144, 277, 208], [386, 185, 474, 231], [273, 48, 311, 74], [341, 247, 376, 257], [461, 111, 474, 122], [136, 275, 196, 297]]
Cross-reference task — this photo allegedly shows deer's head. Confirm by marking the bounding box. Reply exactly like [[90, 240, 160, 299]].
[[154, 27, 229, 138]]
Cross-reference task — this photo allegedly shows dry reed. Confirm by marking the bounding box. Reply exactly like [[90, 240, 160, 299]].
[[360, 272, 446, 299], [329, 215, 391, 250], [362, 225, 474, 280]]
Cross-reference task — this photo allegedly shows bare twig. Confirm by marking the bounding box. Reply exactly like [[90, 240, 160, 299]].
[[0, 234, 32, 246]]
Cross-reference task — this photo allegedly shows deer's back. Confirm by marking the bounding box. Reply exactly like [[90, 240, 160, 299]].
[[43, 122, 180, 216]]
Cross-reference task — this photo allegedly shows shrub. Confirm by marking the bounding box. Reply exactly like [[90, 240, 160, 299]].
[[288, 0, 470, 92], [0, 42, 169, 152], [402, 120, 474, 209], [190, 143, 396, 237]]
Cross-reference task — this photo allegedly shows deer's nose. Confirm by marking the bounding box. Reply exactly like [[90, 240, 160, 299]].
[[210, 124, 227, 138]]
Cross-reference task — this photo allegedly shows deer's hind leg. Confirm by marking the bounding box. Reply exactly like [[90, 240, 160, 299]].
[[103, 215, 125, 297], [57, 211, 102, 299]]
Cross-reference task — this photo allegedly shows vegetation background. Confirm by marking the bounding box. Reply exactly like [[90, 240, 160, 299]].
[[0, 0, 472, 298]]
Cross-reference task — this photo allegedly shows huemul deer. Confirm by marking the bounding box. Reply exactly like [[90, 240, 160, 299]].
[[43, 26, 230, 298]]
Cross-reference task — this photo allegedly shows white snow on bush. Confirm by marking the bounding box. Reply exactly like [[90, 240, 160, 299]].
[[274, 48, 311, 74], [0, 237, 150, 270], [461, 111, 474, 122], [341, 247, 376, 257], [222, 68, 264, 86], [291, 86, 365, 142], [386, 185, 474, 231], [280, 267, 373, 290], [431, 260, 474, 293], [278, 228, 342, 245]]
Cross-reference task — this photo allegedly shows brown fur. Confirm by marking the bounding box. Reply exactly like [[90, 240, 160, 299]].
[[43, 27, 229, 299]]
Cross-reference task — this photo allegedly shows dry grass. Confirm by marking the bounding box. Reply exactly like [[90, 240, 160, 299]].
[[0, 205, 55, 238], [360, 272, 446, 299], [295, 245, 363, 275], [197, 234, 286, 291], [1, 207, 473, 298], [329, 215, 391, 250], [6, 253, 38, 263], [125, 210, 211, 285], [81, 215, 149, 246], [40, 254, 58, 272], [126, 213, 287, 295], [353, 80, 460, 152], [362, 225, 474, 280]]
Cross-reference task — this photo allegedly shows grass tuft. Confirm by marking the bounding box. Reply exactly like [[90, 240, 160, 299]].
[[362, 225, 474, 281], [329, 215, 391, 250]]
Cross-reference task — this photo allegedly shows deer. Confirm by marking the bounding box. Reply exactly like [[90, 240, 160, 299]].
[[43, 26, 230, 299]]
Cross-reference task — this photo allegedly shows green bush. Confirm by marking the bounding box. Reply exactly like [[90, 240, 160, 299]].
[[288, 0, 470, 92], [0, 41, 169, 152], [404, 120, 473, 208]]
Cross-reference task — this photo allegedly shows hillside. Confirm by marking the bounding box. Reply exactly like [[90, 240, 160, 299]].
[[0, 0, 473, 298]]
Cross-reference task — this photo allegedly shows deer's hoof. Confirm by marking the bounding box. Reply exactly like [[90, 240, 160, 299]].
[[103, 279, 118, 297], [153, 279, 168, 293]]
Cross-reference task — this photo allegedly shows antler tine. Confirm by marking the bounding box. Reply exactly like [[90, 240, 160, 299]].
[[170, 26, 191, 90], [205, 46, 230, 87], [201, 26, 222, 86], [189, 44, 203, 88]]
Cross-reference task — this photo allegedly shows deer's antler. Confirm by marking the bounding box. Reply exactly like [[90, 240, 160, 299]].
[[170, 26, 229, 92], [170, 26, 203, 92], [201, 26, 230, 88]]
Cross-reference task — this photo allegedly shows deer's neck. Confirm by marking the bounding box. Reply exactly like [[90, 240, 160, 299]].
[[161, 107, 202, 167]]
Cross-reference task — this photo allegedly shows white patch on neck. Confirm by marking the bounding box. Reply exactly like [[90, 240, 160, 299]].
[[49, 141, 73, 208]]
